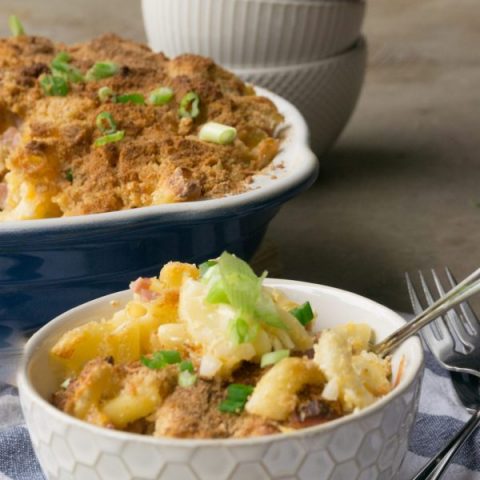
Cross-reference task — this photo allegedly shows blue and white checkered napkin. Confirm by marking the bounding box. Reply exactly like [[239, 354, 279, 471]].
[[1, 332, 480, 479]]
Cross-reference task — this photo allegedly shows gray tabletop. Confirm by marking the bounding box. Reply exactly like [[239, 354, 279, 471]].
[[1, 0, 479, 313]]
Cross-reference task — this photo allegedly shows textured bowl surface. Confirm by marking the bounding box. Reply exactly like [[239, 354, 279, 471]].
[[236, 39, 367, 156], [18, 279, 423, 480], [142, 0, 365, 68], [0, 87, 317, 330]]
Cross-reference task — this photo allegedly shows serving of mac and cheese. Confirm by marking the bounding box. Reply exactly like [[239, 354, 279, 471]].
[[50, 253, 393, 439]]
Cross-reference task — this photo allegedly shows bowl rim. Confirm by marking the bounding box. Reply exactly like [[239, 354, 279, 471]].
[[143, 0, 366, 11], [233, 36, 366, 75], [0, 87, 317, 234], [18, 278, 424, 447]]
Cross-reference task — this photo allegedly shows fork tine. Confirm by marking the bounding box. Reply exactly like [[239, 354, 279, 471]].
[[406, 272, 443, 349], [431, 269, 474, 350], [445, 267, 480, 336], [418, 270, 451, 340], [405, 272, 424, 316]]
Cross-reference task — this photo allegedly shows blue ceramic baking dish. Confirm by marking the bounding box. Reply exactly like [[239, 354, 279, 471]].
[[0, 87, 318, 330]]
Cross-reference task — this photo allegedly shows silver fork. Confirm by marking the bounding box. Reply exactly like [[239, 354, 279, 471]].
[[407, 268, 480, 480], [373, 267, 480, 357]]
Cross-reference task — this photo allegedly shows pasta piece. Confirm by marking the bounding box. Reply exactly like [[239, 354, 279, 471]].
[[352, 351, 392, 397], [276, 306, 313, 351], [333, 323, 373, 354], [61, 358, 120, 425], [246, 358, 324, 421], [50, 321, 110, 374], [314, 330, 375, 412], [106, 317, 141, 365], [102, 367, 177, 428], [159, 262, 200, 289], [153, 323, 192, 354]]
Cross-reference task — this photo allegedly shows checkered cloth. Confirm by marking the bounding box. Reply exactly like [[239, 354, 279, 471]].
[[1, 326, 480, 479]]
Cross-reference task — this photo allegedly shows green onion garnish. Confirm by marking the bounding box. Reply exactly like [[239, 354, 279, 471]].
[[60, 377, 71, 389], [39, 74, 69, 96], [199, 122, 237, 145], [94, 130, 125, 147], [230, 317, 250, 344], [290, 302, 314, 326], [51, 52, 84, 83], [9, 15, 25, 37], [202, 252, 285, 342], [141, 350, 182, 370], [116, 93, 145, 105], [180, 360, 194, 373], [98, 86, 115, 103], [199, 259, 218, 277], [65, 169, 74, 183], [260, 349, 289, 368], [178, 370, 197, 388], [95, 112, 117, 134], [178, 91, 200, 119], [86, 61, 119, 81], [53, 51, 71, 63], [148, 87, 174, 106], [218, 384, 254, 414], [205, 281, 229, 304]]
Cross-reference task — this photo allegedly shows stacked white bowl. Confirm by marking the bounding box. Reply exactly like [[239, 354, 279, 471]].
[[142, 0, 366, 155]]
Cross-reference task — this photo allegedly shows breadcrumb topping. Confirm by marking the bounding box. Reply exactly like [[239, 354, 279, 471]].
[[0, 34, 283, 219]]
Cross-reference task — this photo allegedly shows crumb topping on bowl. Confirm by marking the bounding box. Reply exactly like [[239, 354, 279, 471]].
[[49, 253, 393, 439], [0, 33, 283, 220]]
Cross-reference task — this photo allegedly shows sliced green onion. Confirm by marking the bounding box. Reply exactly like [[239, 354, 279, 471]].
[[205, 280, 229, 304], [148, 87, 174, 106], [290, 302, 314, 326], [60, 377, 72, 389], [199, 122, 237, 145], [39, 74, 69, 96], [53, 51, 71, 63], [218, 383, 254, 414], [178, 91, 200, 119], [94, 130, 125, 147], [98, 86, 115, 103], [95, 112, 117, 134], [86, 61, 119, 81], [116, 93, 145, 105], [230, 317, 250, 344], [9, 15, 25, 37], [180, 360, 194, 373], [254, 290, 285, 330], [199, 259, 218, 277], [260, 349, 289, 368], [178, 370, 197, 387], [141, 350, 182, 370], [65, 168, 73, 183], [51, 54, 84, 83], [202, 252, 285, 342]]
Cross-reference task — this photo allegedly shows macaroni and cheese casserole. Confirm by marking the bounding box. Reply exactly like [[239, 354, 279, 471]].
[[0, 32, 283, 220]]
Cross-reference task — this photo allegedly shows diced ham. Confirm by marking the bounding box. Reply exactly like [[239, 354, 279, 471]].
[[0, 127, 20, 149], [129, 277, 160, 302]]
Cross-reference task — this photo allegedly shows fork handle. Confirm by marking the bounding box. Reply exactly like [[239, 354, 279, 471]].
[[412, 408, 480, 480]]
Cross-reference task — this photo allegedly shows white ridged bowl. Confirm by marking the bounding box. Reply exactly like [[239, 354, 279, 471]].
[[18, 279, 423, 480], [236, 38, 367, 155], [142, 0, 365, 68]]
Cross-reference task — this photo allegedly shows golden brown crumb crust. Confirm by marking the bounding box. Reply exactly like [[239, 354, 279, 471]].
[[0, 34, 283, 216], [53, 359, 341, 439]]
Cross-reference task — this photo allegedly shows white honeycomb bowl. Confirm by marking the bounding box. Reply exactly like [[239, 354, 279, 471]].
[[142, 0, 365, 68], [235, 38, 367, 156], [18, 278, 423, 480]]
